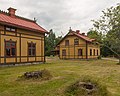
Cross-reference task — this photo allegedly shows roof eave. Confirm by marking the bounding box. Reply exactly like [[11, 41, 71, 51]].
[[0, 21, 47, 34]]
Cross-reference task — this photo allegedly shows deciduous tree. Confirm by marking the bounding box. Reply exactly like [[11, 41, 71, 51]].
[[91, 3, 120, 64]]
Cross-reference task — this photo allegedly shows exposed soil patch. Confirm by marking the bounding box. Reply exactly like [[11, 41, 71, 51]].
[[65, 77, 109, 96]]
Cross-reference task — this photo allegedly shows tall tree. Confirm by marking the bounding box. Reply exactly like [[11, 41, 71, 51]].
[[45, 29, 62, 56], [87, 29, 102, 43], [45, 29, 56, 56], [92, 3, 120, 64], [87, 29, 114, 57], [55, 36, 62, 46]]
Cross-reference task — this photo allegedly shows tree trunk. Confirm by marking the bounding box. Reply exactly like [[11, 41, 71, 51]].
[[102, 44, 120, 64]]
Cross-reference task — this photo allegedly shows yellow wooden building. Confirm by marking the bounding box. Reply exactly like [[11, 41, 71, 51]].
[[56, 29, 100, 59], [0, 7, 48, 65]]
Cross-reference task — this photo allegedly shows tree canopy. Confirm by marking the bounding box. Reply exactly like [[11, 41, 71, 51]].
[[45, 29, 62, 56], [89, 3, 120, 63], [87, 29, 102, 43]]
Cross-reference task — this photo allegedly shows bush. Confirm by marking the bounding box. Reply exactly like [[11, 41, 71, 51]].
[[65, 76, 109, 96]]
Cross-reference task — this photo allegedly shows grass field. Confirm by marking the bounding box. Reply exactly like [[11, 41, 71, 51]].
[[0, 57, 120, 96]]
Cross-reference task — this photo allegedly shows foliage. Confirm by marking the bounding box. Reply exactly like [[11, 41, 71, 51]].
[[101, 40, 114, 57], [97, 55, 102, 59], [45, 29, 56, 56], [45, 29, 62, 56], [87, 29, 102, 43], [55, 36, 62, 46], [65, 76, 109, 96], [87, 29, 114, 57], [91, 3, 120, 61]]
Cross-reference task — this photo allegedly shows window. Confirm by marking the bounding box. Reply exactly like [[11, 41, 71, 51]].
[[90, 49, 92, 56], [93, 49, 95, 56], [28, 43, 36, 56], [74, 38, 79, 45], [65, 40, 69, 46], [62, 49, 66, 56], [6, 27, 10, 31], [11, 28, 16, 31], [97, 50, 98, 56], [5, 41, 16, 56], [78, 49, 83, 56], [5, 26, 16, 32]]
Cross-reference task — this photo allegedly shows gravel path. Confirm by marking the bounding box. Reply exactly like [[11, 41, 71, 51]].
[[102, 58, 119, 62]]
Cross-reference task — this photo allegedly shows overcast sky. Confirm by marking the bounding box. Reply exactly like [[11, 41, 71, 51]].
[[0, 0, 120, 36]]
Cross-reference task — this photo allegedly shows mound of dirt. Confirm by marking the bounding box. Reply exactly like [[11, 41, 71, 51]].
[[19, 69, 52, 80], [66, 77, 109, 96]]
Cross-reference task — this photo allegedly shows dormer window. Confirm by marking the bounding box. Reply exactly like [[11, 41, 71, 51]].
[[5, 26, 16, 32]]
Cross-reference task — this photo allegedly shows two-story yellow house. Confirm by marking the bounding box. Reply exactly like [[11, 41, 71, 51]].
[[56, 29, 100, 59], [0, 7, 48, 65]]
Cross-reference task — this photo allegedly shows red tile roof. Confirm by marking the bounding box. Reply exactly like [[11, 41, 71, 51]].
[[0, 9, 47, 33], [57, 30, 95, 45], [73, 31, 95, 42]]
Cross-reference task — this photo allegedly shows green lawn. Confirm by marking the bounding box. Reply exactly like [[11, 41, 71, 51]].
[[0, 57, 120, 96]]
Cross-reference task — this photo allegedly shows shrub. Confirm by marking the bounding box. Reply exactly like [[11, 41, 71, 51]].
[[98, 55, 102, 59], [65, 76, 109, 96]]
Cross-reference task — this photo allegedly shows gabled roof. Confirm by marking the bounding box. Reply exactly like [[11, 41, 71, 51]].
[[73, 31, 95, 42], [57, 30, 95, 45], [0, 8, 48, 33]]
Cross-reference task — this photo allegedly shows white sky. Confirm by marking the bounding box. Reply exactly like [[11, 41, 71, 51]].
[[0, 0, 120, 36]]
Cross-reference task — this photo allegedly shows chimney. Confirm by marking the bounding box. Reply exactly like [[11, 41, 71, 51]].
[[7, 7, 16, 17], [82, 33, 85, 35], [69, 27, 72, 32], [76, 30, 80, 34]]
